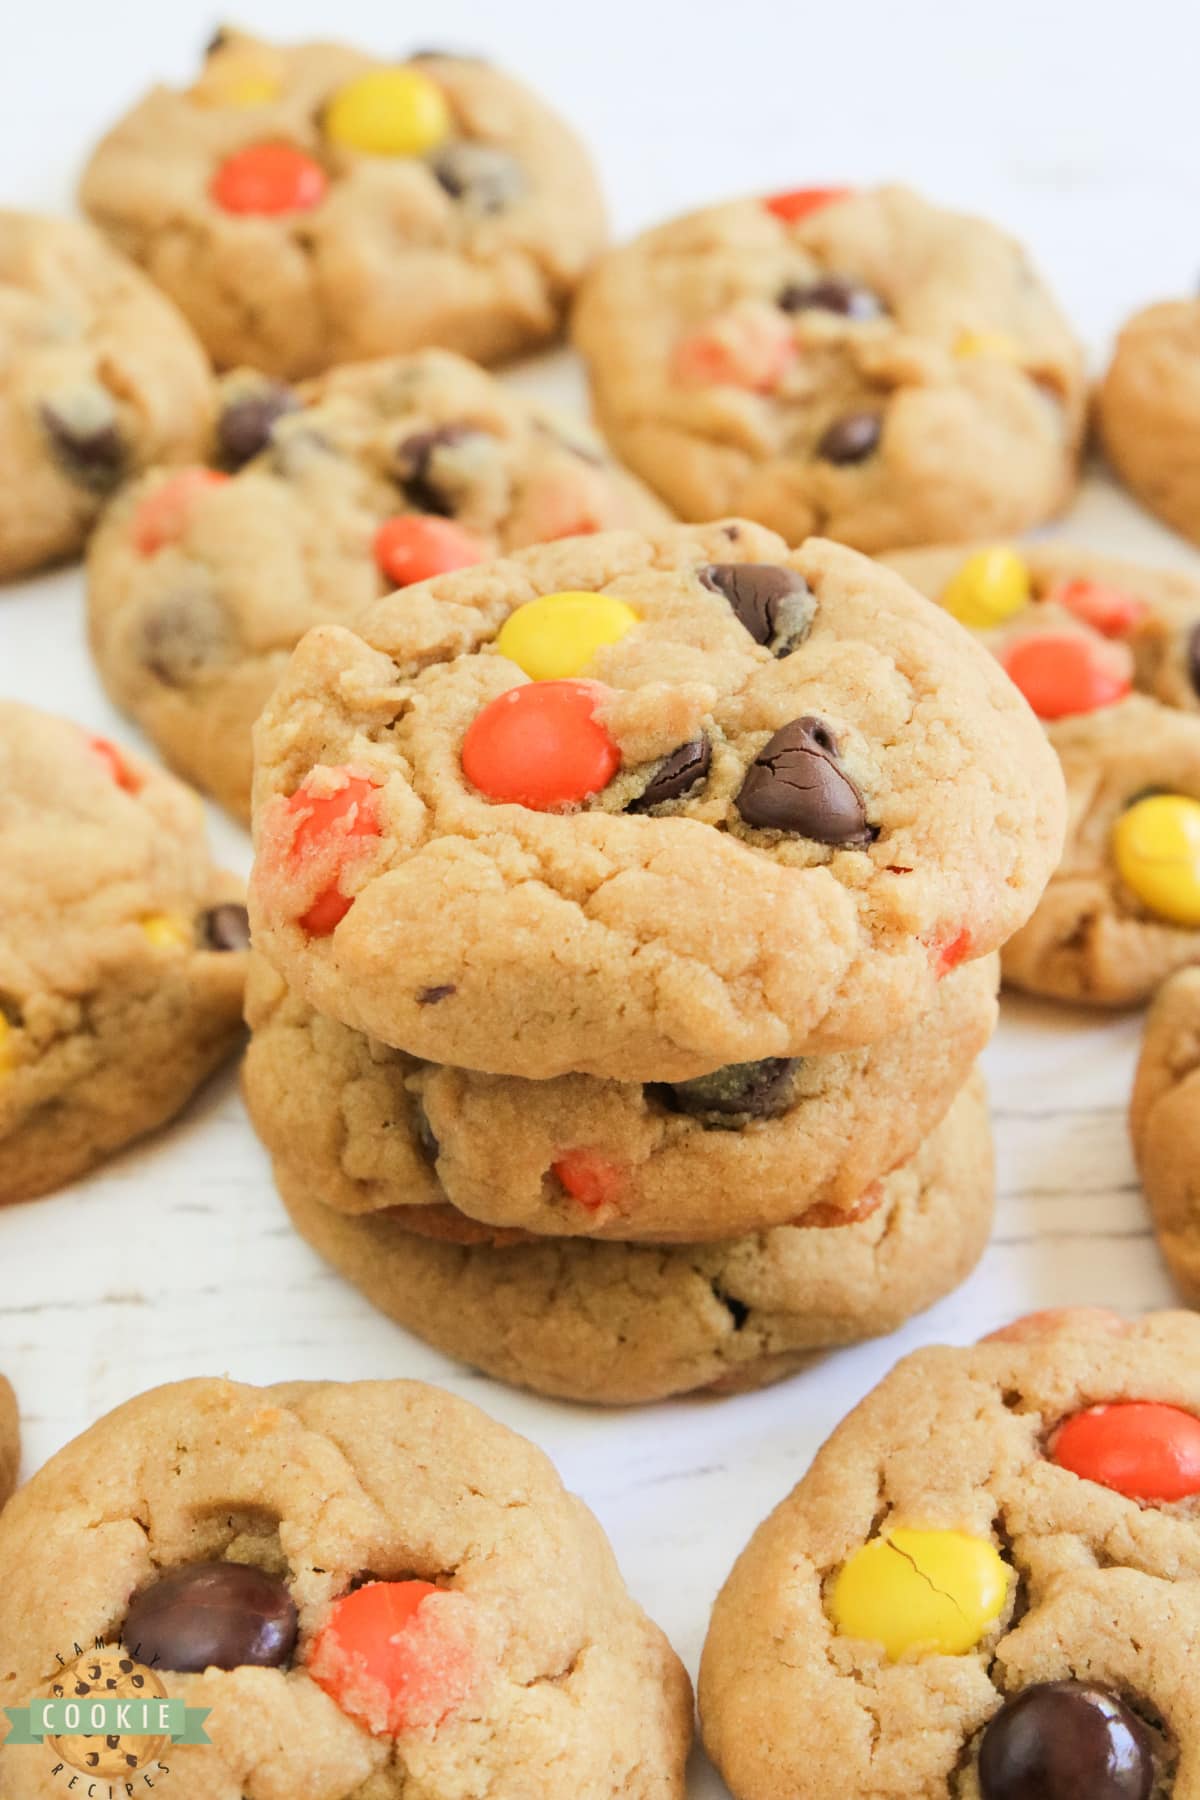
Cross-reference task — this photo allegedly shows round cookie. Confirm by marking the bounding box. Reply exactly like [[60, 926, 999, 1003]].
[[1132, 968, 1200, 1302], [0, 1377, 692, 1798], [700, 1307, 1200, 1800], [79, 30, 608, 379], [244, 953, 997, 1241], [0, 211, 213, 582], [572, 186, 1085, 553], [248, 521, 1065, 1081], [1098, 299, 1200, 545], [886, 542, 1200, 1004], [0, 702, 248, 1204], [266, 1074, 992, 1405], [0, 1376, 16, 1509], [88, 350, 669, 821]]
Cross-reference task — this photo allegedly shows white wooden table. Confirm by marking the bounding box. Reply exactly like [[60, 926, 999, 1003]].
[[2, 2, 1199, 1789]]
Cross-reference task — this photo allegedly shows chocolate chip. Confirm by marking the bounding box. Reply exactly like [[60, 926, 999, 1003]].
[[711, 1284, 750, 1329], [123, 1562, 297, 1674], [418, 984, 456, 1005], [977, 1681, 1154, 1800], [736, 717, 873, 844], [652, 1057, 800, 1124], [393, 425, 481, 515], [413, 1101, 440, 1164], [428, 143, 525, 213], [204, 26, 228, 56], [201, 904, 250, 952], [138, 587, 233, 688], [698, 563, 816, 656], [815, 411, 882, 465], [777, 277, 883, 320], [1188, 620, 1200, 701], [41, 387, 125, 492], [626, 738, 712, 812], [217, 382, 299, 468]]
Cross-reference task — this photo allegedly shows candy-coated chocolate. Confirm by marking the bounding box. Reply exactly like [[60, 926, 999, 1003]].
[[133, 468, 229, 556], [764, 186, 851, 223], [211, 143, 328, 215], [1112, 794, 1200, 927], [1052, 1400, 1200, 1501], [955, 329, 1024, 362], [308, 1579, 476, 1736], [977, 1681, 1154, 1800], [931, 926, 972, 976], [461, 680, 620, 811], [1047, 578, 1148, 638], [496, 591, 638, 681], [123, 1561, 298, 1672], [673, 309, 795, 391], [1000, 632, 1133, 720], [553, 1149, 624, 1208], [374, 515, 486, 587], [88, 734, 142, 794], [140, 914, 192, 951], [324, 68, 452, 157], [829, 1527, 1008, 1659], [285, 770, 383, 936], [941, 548, 1031, 630]]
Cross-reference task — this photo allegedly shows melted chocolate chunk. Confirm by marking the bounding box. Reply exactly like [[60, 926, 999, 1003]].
[[41, 388, 125, 491], [736, 717, 873, 844], [698, 563, 816, 656], [393, 425, 481, 515], [200, 904, 250, 952], [138, 587, 233, 687], [777, 277, 883, 320], [816, 411, 882, 465], [626, 738, 712, 812], [123, 1562, 297, 1674], [413, 1101, 440, 1164], [217, 382, 299, 468], [428, 143, 525, 213], [652, 1057, 800, 1124], [1188, 619, 1200, 701], [978, 1681, 1154, 1800], [418, 984, 457, 1005]]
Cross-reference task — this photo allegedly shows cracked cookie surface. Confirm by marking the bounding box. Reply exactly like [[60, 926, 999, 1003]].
[[80, 30, 608, 379], [243, 953, 997, 1241], [0, 702, 248, 1204], [700, 1308, 1200, 1800], [1099, 299, 1200, 546], [0, 1376, 692, 1798], [265, 1072, 992, 1405], [0, 1377, 16, 1509], [1132, 969, 1200, 1302], [887, 543, 1200, 1004], [572, 186, 1084, 553], [248, 521, 1064, 1080], [0, 210, 212, 581], [88, 349, 669, 820]]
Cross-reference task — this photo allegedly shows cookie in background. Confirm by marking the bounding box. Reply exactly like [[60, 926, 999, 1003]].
[[1098, 297, 1200, 546], [1132, 967, 1200, 1302]]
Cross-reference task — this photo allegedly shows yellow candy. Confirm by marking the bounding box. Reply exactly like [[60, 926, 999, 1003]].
[[141, 914, 193, 951], [941, 547, 1031, 630], [496, 591, 639, 681], [829, 1527, 1008, 1660], [955, 329, 1025, 363], [1112, 794, 1200, 927], [324, 68, 452, 157]]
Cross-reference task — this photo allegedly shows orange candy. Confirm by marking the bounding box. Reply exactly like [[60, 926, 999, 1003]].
[[673, 308, 795, 392], [373, 515, 487, 586], [88, 735, 142, 794], [461, 680, 620, 811], [308, 1580, 476, 1737], [1000, 632, 1133, 720], [133, 468, 229, 555], [211, 142, 328, 215], [553, 1150, 624, 1209], [1052, 1401, 1200, 1502], [931, 926, 972, 977], [764, 186, 851, 223], [283, 770, 382, 936], [1047, 578, 1148, 638], [983, 1308, 1127, 1344]]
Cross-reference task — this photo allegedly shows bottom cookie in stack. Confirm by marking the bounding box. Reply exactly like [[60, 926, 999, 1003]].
[[244, 970, 994, 1405]]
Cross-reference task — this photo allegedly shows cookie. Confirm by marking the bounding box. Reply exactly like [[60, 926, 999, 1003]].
[[699, 1307, 1200, 1800], [0, 1376, 16, 1509], [0, 1377, 692, 1798], [0, 703, 248, 1204], [1132, 968, 1200, 1302], [247, 521, 1065, 1081], [1098, 299, 1200, 545], [79, 30, 607, 379], [0, 210, 212, 582], [87, 350, 669, 821], [572, 186, 1084, 553], [885, 542, 1200, 1004], [244, 950, 997, 1241], [267, 1073, 992, 1405]]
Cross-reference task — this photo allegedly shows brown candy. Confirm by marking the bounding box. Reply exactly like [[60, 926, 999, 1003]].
[[653, 1057, 800, 1124], [626, 738, 712, 812], [977, 1681, 1154, 1800], [122, 1561, 297, 1673], [201, 904, 251, 952], [698, 563, 816, 655], [735, 717, 873, 845], [816, 412, 882, 465], [777, 277, 883, 320]]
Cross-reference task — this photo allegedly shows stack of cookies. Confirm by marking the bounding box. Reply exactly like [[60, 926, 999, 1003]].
[[242, 520, 1066, 1403]]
